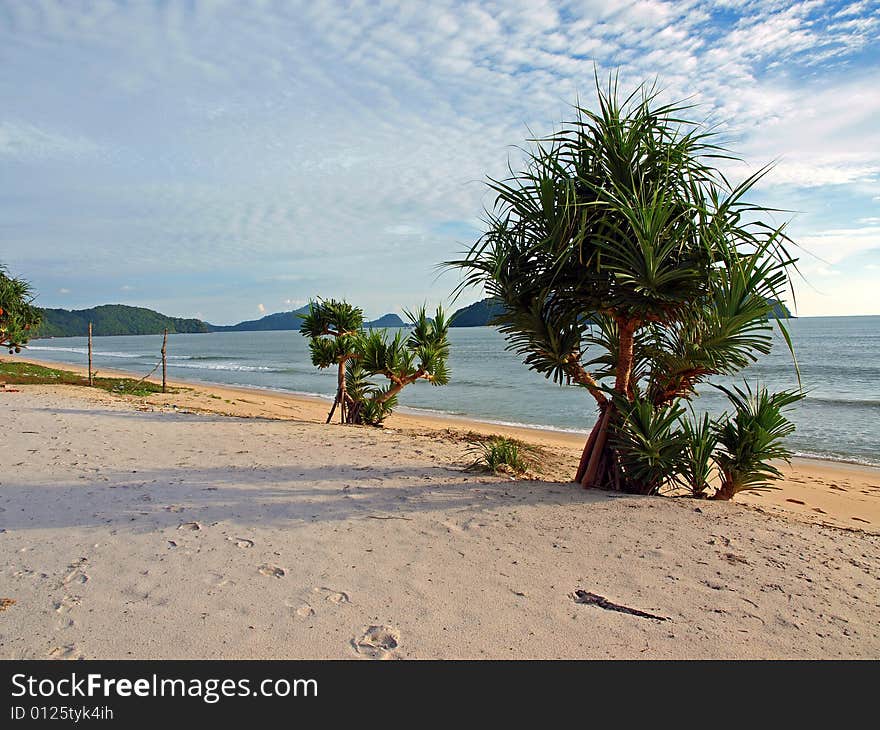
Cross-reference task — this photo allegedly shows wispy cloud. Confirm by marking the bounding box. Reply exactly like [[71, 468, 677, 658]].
[[0, 121, 99, 160], [1, 0, 878, 318]]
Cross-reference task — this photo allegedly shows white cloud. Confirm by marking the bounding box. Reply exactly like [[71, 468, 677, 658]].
[[797, 226, 880, 264], [257, 303, 266, 314], [2, 0, 879, 319], [0, 121, 99, 160]]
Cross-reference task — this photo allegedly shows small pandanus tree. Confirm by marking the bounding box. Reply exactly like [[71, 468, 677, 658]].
[[302, 302, 450, 426], [300, 299, 364, 423], [711, 383, 802, 500], [0, 265, 42, 354], [449, 75, 801, 497]]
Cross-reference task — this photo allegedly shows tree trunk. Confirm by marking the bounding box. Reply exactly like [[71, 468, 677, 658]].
[[377, 381, 406, 404], [572, 321, 640, 490], [712, 477, 737, 501], [575, 405, 605, 483], [337, 360, 347, 423], [615, 319, 636, 399], [325, 388, 340, 424], [581, 405, 612, 488]]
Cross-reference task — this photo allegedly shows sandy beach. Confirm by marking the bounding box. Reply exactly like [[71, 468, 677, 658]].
[[2, 358, 879, 659]]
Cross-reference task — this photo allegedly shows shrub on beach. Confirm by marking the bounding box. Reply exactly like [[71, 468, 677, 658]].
[[448, 73, 803, 499], [0, 264, 42, 354], [711, 384, 802, 500], [301, 300, 450, 426], [466, 436, 531, 475]]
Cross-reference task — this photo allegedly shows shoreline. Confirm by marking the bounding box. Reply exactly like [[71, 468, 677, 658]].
[[4, 354, 879, 535], [8, 353, 880, 469]]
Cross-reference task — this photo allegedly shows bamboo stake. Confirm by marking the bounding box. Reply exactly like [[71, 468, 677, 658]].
[[88, 322, 93, 386], [161, 328, 167, 393]]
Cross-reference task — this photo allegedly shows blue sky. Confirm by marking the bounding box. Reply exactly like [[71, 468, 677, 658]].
[[1, 0, 879, 322]]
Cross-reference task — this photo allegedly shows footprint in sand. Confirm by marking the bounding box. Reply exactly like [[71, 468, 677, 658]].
[[48, 644, 83, 659], [228, 537, 254, 549], [352, 625, 400, 659], [287, 602, 316, 619], [315, 587, 351, 604], [62, 560, 89, 586], [203, 572, 235, 588], [258, 564, 286, 578], [54, 595, 81, 614]]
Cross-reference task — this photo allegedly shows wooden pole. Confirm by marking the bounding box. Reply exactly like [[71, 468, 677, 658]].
[[161, 328, 168, 393], [88, 322, 93, 386]]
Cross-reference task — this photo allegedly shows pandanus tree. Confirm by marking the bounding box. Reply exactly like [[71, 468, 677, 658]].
[[449, 75, 801, 497], [0, 265, 42, 354], [300, 299, 364, 423], [302, 302, 450, 426]]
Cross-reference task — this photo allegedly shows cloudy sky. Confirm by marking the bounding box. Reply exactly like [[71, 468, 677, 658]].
[[1, 0, 878, 322]]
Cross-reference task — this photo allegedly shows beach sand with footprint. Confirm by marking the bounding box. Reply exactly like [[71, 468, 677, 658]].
[[1, 386, 879, 659]]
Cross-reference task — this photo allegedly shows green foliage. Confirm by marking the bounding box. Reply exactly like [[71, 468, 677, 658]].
[[677, 410, 718, 498], [466, 436, 531, 474], [610, 396, 685, 495], [358, 328, 416, 377], [299, 299, 364, 343], [0, 361, 167, 397], [34, 304, 208, 337], [342, 360, 398, 426], [712, 383, 803, 499], [0, 265, 42, 352], [353, 391, 398, 427]]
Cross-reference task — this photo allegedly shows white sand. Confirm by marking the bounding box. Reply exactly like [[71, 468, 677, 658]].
[[2, 384, 879, 659]]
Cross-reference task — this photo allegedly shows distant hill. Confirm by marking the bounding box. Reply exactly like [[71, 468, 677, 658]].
[[34, 305, 210, 337], [769, 300, 793, 319], [450, 297, 793, 327], [209, 307, 406, 332], [34, 297, 788, 339], [450, 298, 506, 327], [365, 313, 407, 328], [207, 306, 312, 332], [32, 303, 413, 338]]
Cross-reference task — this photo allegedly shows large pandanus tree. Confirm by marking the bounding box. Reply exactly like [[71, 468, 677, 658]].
[[1, 265, 42, 354], [448, 75, 800, 495]]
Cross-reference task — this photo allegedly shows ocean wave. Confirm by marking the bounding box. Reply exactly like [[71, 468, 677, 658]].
[[803, 396, 880, 409], [168, 361, 278, 373], [167, 354, 232, 361], [792, 450, 880, 468], [27, 346, 145, 359]]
